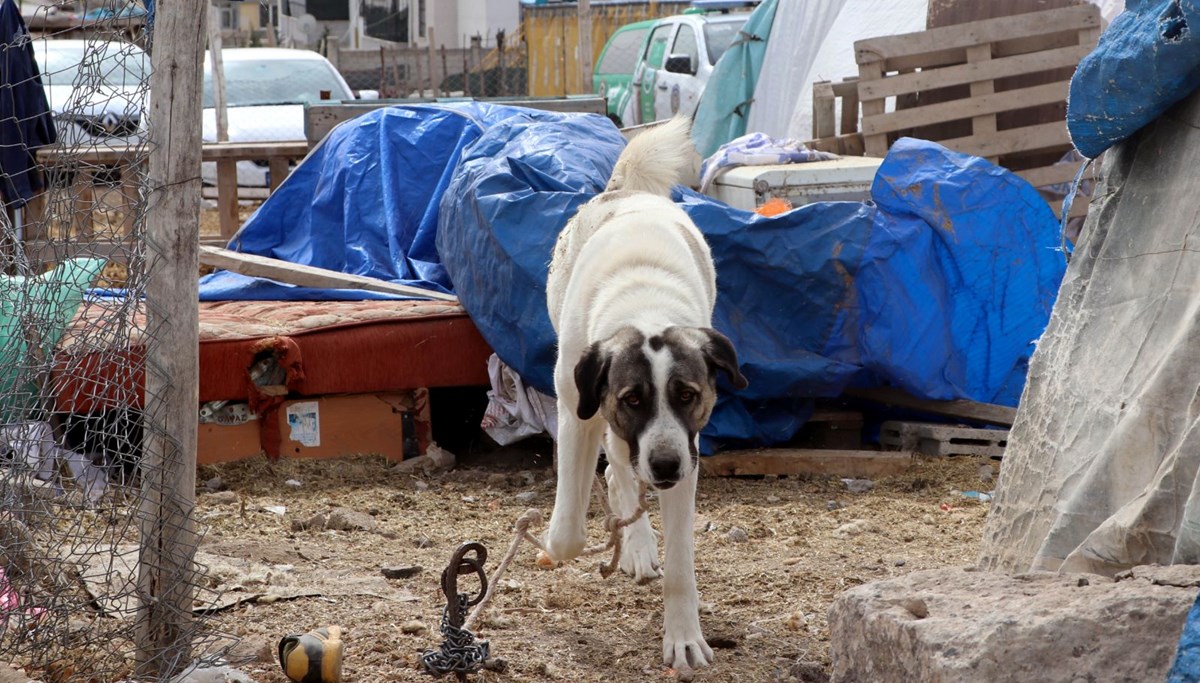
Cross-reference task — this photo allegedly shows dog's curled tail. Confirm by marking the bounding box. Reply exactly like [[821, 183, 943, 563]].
[[605, 116, 694, 196]]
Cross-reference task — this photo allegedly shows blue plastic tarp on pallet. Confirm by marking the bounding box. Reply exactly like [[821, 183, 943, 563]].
[[200, 103, 1064, 448]]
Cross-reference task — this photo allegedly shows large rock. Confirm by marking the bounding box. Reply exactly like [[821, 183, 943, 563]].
[[828, 565, 1199, 682]]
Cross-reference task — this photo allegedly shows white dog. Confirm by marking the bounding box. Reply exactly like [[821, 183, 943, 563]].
[[543, 117, 748, 676]]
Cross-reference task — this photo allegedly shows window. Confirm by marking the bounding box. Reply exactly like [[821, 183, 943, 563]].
[[219, 6, 239, 30], [418, 0, 426, 38], [203, 58, 354, 107], [644, 23, 673, 69], [702, 19, 745, 65], [360, 0, 409, 44], [307, 0, 349, 21], [597, 27, 648, 75], [671, 25, 698, 73]]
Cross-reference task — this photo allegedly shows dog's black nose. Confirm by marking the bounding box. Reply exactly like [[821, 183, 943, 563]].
[[649, 457, 679, 487]]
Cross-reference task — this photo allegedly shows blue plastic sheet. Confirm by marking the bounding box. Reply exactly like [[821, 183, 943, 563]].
[[202, 102, 1064, 449], [202, 103, 503, 300], [441, 130, 1065, 447], [1169, 591, 1200, 682], [1068, 0, 1200, 159]]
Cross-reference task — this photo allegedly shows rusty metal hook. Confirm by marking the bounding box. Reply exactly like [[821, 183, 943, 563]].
[[440, 542, 488, 629]]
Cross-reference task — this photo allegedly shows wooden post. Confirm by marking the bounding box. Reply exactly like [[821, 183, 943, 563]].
[[427, 26, 438, 97], [415, 49, 424, 98], [378, 45, 387, 97], [462, 44, 470, 96], [578, 0, 593, 95], [440, 44, 448, 96], [206, 4, 228, 142], [470, 34, 482, 96], [497, 29, 506, 96], [136, 0, 205, 676]]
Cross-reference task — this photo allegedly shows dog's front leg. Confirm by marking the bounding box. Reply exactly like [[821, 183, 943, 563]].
[[545, 411, 602, 563], [604, 431, 661, 583], [659, 466, 712, 676]]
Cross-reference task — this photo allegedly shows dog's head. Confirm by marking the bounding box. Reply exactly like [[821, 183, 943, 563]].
[[574, 326, 748, 490]]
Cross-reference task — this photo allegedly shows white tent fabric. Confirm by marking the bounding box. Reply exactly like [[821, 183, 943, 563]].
[[977, 87, 1200, 575], [743, 0, 847, 139], [780, 0, 928, 142]]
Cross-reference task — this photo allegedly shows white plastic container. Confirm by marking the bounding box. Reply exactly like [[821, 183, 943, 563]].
[[707, 156, 885, 211]]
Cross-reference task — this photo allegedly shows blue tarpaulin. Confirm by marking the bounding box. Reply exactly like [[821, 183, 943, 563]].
[[1068, 0, 1200, 158], [202, 103, 1065, 448]]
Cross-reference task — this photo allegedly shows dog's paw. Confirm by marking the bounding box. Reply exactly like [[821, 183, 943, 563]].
[[620, 525, 661, 584], [662, 617, 713, 679], [543, 524, 587, 563]]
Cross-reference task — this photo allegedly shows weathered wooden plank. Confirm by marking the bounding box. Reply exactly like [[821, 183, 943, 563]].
[[215, 159, 240, 240], [137, 0, 205, 674], [861, 80, 1070, 137], [879, 30, 1086, 74], [858, 61, 888, 158], [845, 387, 1017, 426], [268, 157, 290, 192], [36, 141, 310, 165], [1016, 162, 1081, 189], [855, 5, 1099, 63], [860, 44, 1092, 100], [200, 141, 310, 160], [701, 449, 913, 478], [839, 78, 860, 137], [24, 239, 136, 264], [938, 120, 1069, 159], [966, 45, 996, 142], [813, 81, 837, 139], [198, 245, 459, 302], [303, 96, 608, 143]]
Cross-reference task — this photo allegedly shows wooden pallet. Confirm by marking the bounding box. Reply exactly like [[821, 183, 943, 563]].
[[880, 421, 1008, 459], [853, 4, 1101, 220], [702, 448, 912, 478]]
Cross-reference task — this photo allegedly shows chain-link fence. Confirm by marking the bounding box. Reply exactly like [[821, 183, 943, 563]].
[[2, 2, 229, 681]]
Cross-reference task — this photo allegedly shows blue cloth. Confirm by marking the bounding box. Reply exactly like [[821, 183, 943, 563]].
[[0, 1, 56, 208], [691, 0, 778, 158], [1168, 591, 1200, 682], [1068, 0, 1200, 158]]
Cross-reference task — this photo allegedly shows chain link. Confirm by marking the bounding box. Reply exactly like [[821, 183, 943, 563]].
[[421, 594, 490, 678]]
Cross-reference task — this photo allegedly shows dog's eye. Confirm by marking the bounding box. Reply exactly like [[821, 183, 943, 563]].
[[679, 389, 695, 403], [623, 394, 641, 407]]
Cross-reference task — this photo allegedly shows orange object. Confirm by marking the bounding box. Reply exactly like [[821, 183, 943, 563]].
[[198, 393, 409, 464], [755, 197, 794, 217]]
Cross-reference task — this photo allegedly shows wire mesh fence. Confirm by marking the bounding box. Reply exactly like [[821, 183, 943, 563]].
[[2, 2, 228, 681]]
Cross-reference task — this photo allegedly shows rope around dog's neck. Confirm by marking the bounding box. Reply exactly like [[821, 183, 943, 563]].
[[460, 474, 648, 631]]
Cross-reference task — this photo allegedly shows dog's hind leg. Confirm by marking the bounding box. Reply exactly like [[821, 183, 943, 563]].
[[545, 411, 603, 563], [604, 431, 661, 584], [659, 465, 713, 675]]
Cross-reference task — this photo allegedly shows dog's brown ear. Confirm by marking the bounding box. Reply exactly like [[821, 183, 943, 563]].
[[574, 342, 611, 420], [701, 328, 748, 390]]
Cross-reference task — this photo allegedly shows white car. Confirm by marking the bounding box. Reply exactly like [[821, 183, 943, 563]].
[[623, 9, 750, 127], [32, 39, 150, 149], [201, 48, 357, 187]]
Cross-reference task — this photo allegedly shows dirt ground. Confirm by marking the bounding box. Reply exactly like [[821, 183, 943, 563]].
[[193, 447, 994, 683]]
